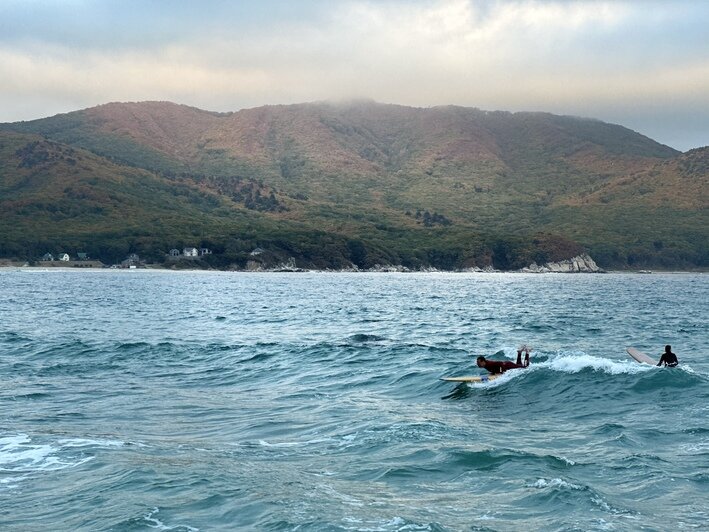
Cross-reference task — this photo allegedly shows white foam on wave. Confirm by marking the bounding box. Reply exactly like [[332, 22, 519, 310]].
[[58, 438, 126, 448], [144, 507, 199, 531], [257, 437, 335, 448], [531, 477, 584, 490], [258, 440, 301, 448], [678, 440, 709, 455], [471, 369, 520, 388], [678, 365, 700, 376], [0, 434, 87, 471], [340, 515, 431, 532], [0, 433, 126, 490], [538, 355, 652, 375], [532, 478, 629, 517]]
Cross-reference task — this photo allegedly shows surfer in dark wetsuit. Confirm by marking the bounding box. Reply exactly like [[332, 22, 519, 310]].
[[657, 345, 678, 367], [477, 346, 530, 374]]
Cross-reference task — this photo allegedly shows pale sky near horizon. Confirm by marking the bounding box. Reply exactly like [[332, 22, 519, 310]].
[[0, 0, 707, 151]]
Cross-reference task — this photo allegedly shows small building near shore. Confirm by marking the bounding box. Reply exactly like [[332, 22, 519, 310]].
[[199, 248, 211, 256], [77, 252, 89, 261], [58, 253, 70, 261], [169, 249, 180, 257], [120, 253, 141, 268], [41, 253, 54, 261], [183, 247, 198, 257]]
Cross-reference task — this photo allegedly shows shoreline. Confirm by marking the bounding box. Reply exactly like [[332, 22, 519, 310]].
[[0, 265, 705, 274]]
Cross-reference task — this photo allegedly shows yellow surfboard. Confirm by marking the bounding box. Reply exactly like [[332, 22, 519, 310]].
[[441, 374, 503, 383]]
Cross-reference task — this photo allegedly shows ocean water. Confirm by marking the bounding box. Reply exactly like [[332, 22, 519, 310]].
[[0, 270, 707, 531]]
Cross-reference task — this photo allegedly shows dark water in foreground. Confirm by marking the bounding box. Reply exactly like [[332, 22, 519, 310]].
[[1, 270, 707, 531]]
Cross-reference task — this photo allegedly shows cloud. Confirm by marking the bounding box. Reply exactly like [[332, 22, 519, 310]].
[[0, 0, 707, 150]]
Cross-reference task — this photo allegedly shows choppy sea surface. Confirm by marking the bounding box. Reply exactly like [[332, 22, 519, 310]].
[[1, 270, 707, 531]]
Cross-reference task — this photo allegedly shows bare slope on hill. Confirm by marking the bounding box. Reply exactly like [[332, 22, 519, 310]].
[[4, 100, 677, 184]]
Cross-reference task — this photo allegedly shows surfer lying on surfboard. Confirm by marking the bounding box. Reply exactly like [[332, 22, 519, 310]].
[[477, 346, 530, 374]]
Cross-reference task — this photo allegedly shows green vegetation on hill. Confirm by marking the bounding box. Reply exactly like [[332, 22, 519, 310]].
[[0, 101, 706, 270]]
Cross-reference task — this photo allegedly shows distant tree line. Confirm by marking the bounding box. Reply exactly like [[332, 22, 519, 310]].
[[405, 209, 452, 227], [165, 172, 287, 212], [15, 140, 78, 168]]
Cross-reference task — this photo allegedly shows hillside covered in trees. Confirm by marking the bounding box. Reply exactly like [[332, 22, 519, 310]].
[[1, 101, 706, 270]]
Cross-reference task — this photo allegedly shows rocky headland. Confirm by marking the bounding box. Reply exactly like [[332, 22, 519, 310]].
[[520, 254, 603, 273]]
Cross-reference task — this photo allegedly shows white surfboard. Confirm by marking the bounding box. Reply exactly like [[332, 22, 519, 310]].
[[626, 347, 656, 365], [441, 374, 503, 383]]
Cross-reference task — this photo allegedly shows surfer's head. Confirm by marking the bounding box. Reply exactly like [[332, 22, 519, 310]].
[[665, 345, 672, 353], [476, 356, 486, 367]]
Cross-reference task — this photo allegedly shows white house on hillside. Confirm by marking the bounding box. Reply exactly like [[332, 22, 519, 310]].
[[183, 247, 198, 257], [58, 253, 70, 261]]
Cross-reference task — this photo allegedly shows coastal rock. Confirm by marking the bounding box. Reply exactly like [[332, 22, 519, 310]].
[[521, 254, 602, 273], [270, 258, 308, 272], [245, 260, 262, 271], [458, 265, 499, 273], [367, 264, 411, 272]]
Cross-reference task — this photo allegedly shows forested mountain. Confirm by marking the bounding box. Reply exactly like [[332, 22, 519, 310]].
[[1, 101, 706, 269]]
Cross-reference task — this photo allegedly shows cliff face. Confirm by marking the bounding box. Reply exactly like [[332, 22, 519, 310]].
[[522, 254, 602, 273]]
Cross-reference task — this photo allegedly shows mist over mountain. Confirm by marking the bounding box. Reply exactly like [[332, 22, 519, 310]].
[[1, 101, 706, 269]]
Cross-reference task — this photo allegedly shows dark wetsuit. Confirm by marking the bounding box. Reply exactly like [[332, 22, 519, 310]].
[[481, 351, 530, 374], [481, 360, 525, 374], [657, 351, 678, 367]]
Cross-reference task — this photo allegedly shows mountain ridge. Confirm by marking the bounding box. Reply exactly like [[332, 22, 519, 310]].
[[1, 101, 705, 269]]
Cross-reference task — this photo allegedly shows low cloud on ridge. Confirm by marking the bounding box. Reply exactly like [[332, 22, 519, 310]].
[[0, 0, 706, 150]]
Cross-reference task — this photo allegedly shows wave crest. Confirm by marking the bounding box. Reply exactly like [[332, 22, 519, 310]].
[[540, 355, 652, 375]]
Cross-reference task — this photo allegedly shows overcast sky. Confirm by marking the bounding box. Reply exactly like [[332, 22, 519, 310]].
[[0, 0, 706, 150]]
